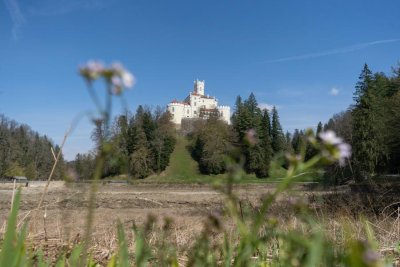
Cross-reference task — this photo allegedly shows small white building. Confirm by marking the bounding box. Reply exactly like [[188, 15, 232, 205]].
[[167, 80, 230, 125]]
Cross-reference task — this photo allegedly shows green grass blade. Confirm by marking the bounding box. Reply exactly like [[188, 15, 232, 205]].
[[117, 222, 130, 267], [0, 189, 21, 267]]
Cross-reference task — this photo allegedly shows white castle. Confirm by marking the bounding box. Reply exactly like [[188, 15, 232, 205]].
[[167, 80, 231, 125]]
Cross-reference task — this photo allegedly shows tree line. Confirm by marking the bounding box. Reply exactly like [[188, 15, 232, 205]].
[[189, 93, 289, 178], [316, 63, 400, 184], [0, 115, 66, 180], [191, 63, 400, 182], [3, 63, 400, 182], [71, 106, 176, 179]]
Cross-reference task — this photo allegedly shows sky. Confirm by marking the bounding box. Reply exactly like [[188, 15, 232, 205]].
[[1, 0, 399, 160]]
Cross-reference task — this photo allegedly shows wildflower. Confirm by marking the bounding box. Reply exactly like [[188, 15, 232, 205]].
[[319, 130, 342, 145], [79, 60, 104, 82], [244, 129, 257, 146], [110, 62, 124, 75], [121, 71, 135, 88], [109, 62, 135, 93], [363, 249, 380, 265], [80, 60, 135, 94], [111, 75, 123, 95], [319, 130, 351, 166]]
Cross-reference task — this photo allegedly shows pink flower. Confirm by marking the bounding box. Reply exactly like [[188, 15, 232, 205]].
[[110, 62, 135, 90], [319, 130, 351, 166], [79, 60, 104, 81], [79, 60, 135, 94], [245, 129, 257, 146]]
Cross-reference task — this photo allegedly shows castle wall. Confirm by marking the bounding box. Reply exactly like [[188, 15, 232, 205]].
[[218, 106, 231, 125], [167, 103, 186, 124], [168, 80, 230, 125]]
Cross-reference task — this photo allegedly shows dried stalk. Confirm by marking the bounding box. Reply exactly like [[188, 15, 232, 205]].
[[36, 126, 71, 210]]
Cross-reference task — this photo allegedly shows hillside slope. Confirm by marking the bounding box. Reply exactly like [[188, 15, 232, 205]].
[[146, 135, 214, 183], [164, 135, 200, 180]]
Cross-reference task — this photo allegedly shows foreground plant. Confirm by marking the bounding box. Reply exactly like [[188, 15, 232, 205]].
[[0, 62, 391, 266], [78, 61, 135, 264], [0, 139, 387, 266]]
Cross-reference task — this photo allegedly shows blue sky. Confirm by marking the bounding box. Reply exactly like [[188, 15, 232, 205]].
[[1, 0, 399, 160]]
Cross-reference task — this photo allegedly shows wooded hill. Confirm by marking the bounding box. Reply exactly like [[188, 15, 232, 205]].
[[0, 115, 66, 180]]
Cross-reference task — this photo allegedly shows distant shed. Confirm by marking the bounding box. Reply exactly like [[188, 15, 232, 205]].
[[0, 176, 29, 187]]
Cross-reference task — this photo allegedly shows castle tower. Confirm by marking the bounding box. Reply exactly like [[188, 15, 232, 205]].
[[193, 79, 205, 95], [217, 105, 231, 125]]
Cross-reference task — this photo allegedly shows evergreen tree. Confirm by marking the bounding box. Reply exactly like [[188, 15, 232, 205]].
[[243, 93, 262, 131], [231, 95, 243, 128], [385, 91, 400, 172], [271, 107, 286, 154], [232, 95, 251, 140], [241, 93, 264, 175], [316, 122, 323, 136], [291, 129, 302, 154], [352, 64, 380, 179], [285, 131, 294, 154], [255, 109, 273, 177]]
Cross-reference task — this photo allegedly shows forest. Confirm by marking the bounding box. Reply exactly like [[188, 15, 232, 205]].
[[1, 63, 400, 183], [202, 62, 400, 183], [0, 115, 65, 180]]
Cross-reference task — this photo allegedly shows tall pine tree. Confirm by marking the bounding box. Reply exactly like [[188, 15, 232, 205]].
[[352, 64, 380, 179], [271, 107, 286, 154], [255, 109, 273, 177]]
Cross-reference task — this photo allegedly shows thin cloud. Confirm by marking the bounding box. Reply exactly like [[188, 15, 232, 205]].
[[3, 0, 26, 40], [258, 103, 274, 111], [267, 39, 400, 63], [330, 87, 339, 96], [3, 0, 111, 40], [26, 0, 111, 17], [259, 103, 281, 111]]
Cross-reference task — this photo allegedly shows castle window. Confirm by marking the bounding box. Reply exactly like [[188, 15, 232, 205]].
[[172, 107, 174, 112], [187, 110, 189, 114], [194, 102, 196, 106], [194, 111, 197, 114]]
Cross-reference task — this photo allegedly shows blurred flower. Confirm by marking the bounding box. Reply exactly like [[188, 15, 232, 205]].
[[79, 60, 104, 82], [319, 130, 342, 145], [110, 62, 124, 74], [109, 62, 135, 93], [80, 60, 135, 94], [121, 71, 135, 88], [319, 130, 351, 166], [363, 249, 380, 265], [337, 143, 351, 165], [111, 75, 123, 95], [245, 129, 257, 146]]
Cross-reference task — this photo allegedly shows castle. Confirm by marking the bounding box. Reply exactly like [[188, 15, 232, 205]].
[[167, 80, 231, 125]]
